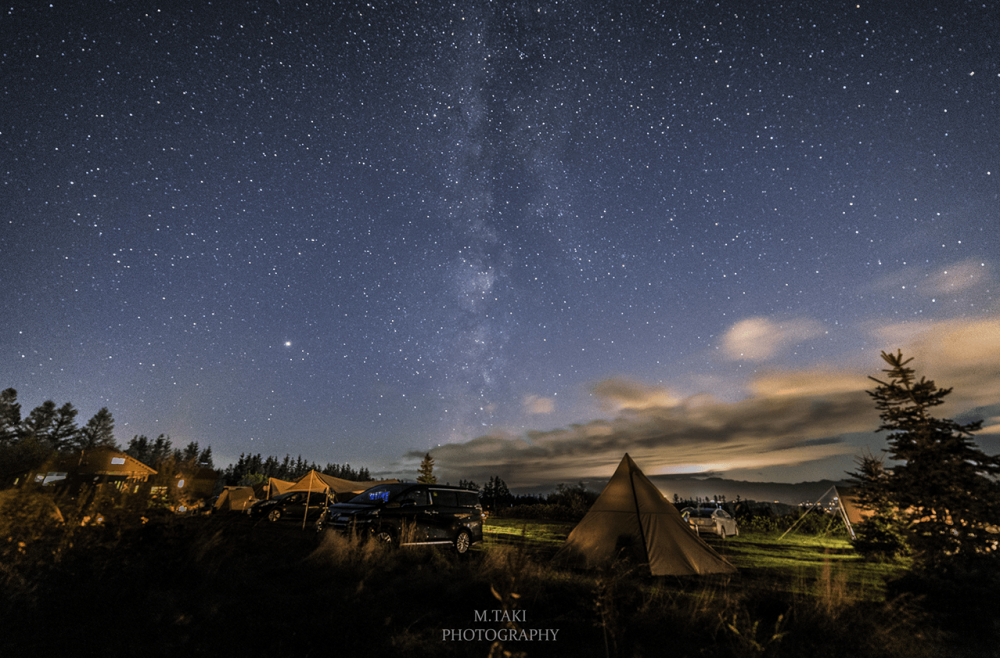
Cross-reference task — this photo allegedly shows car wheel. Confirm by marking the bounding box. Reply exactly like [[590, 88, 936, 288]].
[[374, 529, 396, 547], [268, 509, 281, 522], [717, 523, 726, 538], [454, 529, 472, 555]]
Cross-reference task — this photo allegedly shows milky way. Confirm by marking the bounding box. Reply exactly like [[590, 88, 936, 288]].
[[3, 1, 998, 485]]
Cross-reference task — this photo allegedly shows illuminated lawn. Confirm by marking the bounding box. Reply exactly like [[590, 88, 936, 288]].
[[485, 517, 907, 602], [482, 517, 575, 552]]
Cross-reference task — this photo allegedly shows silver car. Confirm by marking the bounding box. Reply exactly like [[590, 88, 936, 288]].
[[681, 506, 739, 537]]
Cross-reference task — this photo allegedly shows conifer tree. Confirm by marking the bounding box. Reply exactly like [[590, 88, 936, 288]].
[[417, 452, 437, 484], [48, 403, 79, 449], [866, 350, 1000, 571], [0, 388, 21, 444], [69, 407, 117, 450], [198, 446, 214, 469], [848, 450, 907, 558], [21, 401, 57, 442]]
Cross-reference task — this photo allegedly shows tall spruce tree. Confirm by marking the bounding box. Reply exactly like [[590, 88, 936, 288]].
[[847, 450, 908, 558], [48, 403, 79, 449], [0, 388, 21, 444], [21, 401, 57, 442], [417, 453, 437, 484], [71, 407, 117, 450], [867, 350, 1000, 571]]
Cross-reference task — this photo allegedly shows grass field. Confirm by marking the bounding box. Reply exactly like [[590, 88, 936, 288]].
[[2, 506, 995, 658]]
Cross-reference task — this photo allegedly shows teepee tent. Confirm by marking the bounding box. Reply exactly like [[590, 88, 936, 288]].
[[555, 454, 736, 576]]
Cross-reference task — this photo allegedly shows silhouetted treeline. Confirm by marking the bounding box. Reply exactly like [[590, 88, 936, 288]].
[[0, 388, 222, 487], [221, 452, 371, 487], [474, 477, 600, 515], [671, 494, 734, 507], [123, 434, 214, 471], [1, 388, 121, 480], [0, 388, 117, 453]]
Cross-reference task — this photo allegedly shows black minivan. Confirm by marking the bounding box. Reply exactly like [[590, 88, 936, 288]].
[[317, 482, 484, 553]]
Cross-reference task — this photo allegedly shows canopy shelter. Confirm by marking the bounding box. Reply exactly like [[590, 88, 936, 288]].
[[214, 486, 257, 512], [555, 454, 737, 576], [774, 485, 864, 541], [284, 470, 399, 529], [834, 486, 874, 540], [267, 477, 295, 498], [287, 470, 398, 499]]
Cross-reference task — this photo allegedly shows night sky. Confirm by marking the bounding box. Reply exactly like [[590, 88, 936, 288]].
[[3, 0, 998, 490]]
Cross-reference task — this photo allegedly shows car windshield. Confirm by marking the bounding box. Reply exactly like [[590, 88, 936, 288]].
[[348, 483, 410, 505], [689, 509, 717, 518]]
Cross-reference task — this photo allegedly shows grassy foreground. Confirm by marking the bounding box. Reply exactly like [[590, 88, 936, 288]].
[[2, 510, 994, 657]]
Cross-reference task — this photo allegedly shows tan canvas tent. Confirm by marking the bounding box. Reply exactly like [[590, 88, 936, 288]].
[[268, 477, 295, 498], [555, 454, 737, 576], [214, 486, 257, 512], [287, 470, 398, 499], [281, 470, 398, 529]]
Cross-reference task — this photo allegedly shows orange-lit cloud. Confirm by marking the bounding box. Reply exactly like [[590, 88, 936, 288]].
[[416, 376, 871, 487], [870, 316, 1000, 410], [589, 377, 682, 411], [410, 313, 1000, 489], [523, 395, 554, 414]]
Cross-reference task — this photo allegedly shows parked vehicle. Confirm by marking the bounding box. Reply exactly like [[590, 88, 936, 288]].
[[681, 506, 739, 537], [249, 491, 330, 523], [317, 482, 483, 553]]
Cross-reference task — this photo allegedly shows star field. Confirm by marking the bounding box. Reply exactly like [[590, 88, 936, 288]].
[[3, 1, 998, 484]]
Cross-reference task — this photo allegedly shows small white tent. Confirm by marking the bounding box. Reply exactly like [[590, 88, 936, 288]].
[[555, 454, 736, 576]]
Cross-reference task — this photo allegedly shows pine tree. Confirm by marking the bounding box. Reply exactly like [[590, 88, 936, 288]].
[[21, 401, 57, 442], [0, 388, 21, 444], [847, 450, 908, 558], [48, 403, 79, 449], [867, 350, 1000, 571], [70, 407, 117, 450], [125, 435, 152, 464], [417, 453, 437, 484], [181, 441, 200, 465], [150, 434, 172, 466]]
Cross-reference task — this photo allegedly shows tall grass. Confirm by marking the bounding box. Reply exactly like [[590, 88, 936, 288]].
[[0, 496, 985, 657]]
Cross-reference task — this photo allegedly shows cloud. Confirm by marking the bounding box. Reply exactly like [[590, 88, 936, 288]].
[[747, 369, 865, 398], [924, 260, 989, 295], [523, 395, 554, 414], [721, 317, 824, 361], [589, 377, 682, 411], [866, 259, 991, 300], [870, 316, 1000, 410], [412, 314, 1000, 491], [421, 374, 870, 488]]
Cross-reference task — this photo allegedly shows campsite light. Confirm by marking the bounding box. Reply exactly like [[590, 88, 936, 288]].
[[178, 479, 185, 488]]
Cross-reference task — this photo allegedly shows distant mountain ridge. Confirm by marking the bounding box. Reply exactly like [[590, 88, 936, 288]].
[[510, 476, 853, 507], [647, 475, 852, 506]]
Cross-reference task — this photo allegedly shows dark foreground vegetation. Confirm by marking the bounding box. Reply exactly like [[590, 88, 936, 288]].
[[3, 491, 997, 658]]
